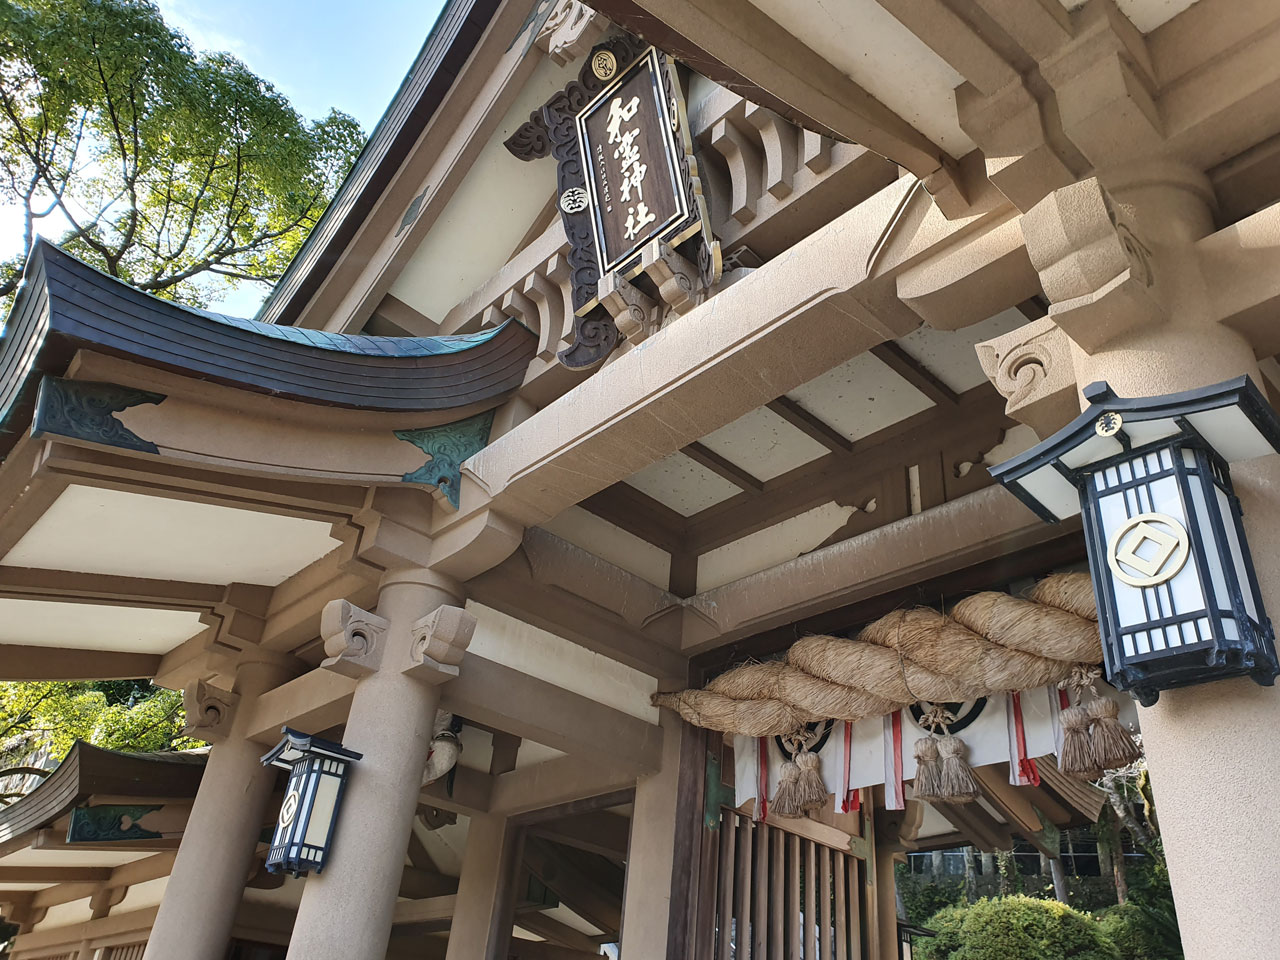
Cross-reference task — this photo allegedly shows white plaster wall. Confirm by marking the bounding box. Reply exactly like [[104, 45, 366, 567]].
[[389, 55, 575, 322]]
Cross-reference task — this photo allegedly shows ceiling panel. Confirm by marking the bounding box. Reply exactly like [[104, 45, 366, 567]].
[[1059, 0, 1202, 33], [5, 485, 341, 586], [698, 406, 830, 482], [622, 451, 741, 516], [0, 598, 205, 654], [786, 352, 933, 443]]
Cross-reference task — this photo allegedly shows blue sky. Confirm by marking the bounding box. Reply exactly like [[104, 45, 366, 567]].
[[0, 0, 447, 316]]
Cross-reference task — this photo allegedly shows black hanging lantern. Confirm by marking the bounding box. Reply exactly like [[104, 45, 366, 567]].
[[261, 727, 362, 877], [990, 376, 1280, 705]]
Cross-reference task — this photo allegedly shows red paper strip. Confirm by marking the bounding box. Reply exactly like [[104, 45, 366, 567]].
[[1011, 691, 1041, 787]]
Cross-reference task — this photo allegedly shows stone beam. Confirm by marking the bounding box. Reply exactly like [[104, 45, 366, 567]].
[[442, 655, 664, 773], [244, 668, 358, 744], [488, 756, 638, 817], [682, 484, 1074, 653], [465, 176, 1016, 530]]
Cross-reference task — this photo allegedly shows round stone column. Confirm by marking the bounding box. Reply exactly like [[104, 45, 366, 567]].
[[284, 568, 465, 960], [1063, 165, 1280, 960], [143, 659, 292, 960]]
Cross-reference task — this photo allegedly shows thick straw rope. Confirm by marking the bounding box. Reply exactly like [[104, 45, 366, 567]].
[[655, 572, 1100, 736]]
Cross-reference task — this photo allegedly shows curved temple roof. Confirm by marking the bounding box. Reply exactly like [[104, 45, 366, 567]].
[[0, 240, 536, 457]]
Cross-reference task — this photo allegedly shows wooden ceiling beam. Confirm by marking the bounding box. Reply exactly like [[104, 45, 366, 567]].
[[870, 342, 959, 407], [766, 396, 853, 454], [686, 387, 1008, 553], [515, 912, 604, 953], [528, 810, 631, 863], [681, 442, 763, 494], [523, 837, 623, 936], [579, 485, 687, 554], [0, 867, 111, 883], [0, 645, 161, 682]]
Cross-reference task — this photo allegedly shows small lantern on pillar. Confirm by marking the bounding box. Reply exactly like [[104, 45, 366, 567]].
[[990, 376, 1280, 705], [898, 921, 936, 960], [261, 727, 362, 876]]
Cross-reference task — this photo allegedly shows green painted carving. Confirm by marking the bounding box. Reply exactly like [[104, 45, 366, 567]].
[[704, 750, 736, 830], [67, 804, 163, 843], [395, 410, 496, 508], [33, 377, 165, 454]]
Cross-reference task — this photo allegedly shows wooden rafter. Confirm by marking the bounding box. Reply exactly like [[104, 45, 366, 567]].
[[870, 342, 959, 407], [682, 442, 764, 493]]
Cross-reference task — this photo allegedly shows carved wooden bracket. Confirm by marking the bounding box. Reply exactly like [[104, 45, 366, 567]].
[[320, 599, 388, 678], [505, 31, 720, 368], [404, 604, 476, 685], [1020, 177, 1162, 354], [976, 315, 1080, 438], [182, 679, 240, 741]]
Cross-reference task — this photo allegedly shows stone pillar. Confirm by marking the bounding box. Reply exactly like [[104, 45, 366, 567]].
[[285, 568, 473, 960], [443, 812, 520, 960], [990, 164, 1280, 960], [144, 659, 291, 960]]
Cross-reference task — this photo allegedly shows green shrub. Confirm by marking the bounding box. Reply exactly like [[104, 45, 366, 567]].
[[897, 866, 966, 927], [917, 895, 1120, 960]]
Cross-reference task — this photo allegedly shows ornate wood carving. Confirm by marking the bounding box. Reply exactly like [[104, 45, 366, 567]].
[[31, 377, 164, 454], [320, 599, 389, 678], [506, 33, 720, 368], [395, 409, 496, 508]]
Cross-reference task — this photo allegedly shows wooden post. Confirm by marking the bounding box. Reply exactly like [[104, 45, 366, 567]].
[[444, 813, 522, 960]]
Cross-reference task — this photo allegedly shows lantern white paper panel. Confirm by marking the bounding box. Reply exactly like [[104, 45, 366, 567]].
[[1094, 449, 1219, 658]]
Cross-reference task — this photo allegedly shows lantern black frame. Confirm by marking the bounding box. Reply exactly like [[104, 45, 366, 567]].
[[990, 377, 1280, 705], [261, 727, 362, 877]]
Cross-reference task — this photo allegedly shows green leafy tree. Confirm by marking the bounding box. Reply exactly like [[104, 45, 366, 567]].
[[0, 0, 364, 306], [0, 680, 203, 805]]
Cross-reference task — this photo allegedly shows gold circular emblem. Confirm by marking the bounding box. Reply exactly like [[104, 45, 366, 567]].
[[279, 789, 300, 828], [559, 187, 589, 214], [1106, 512, 1190, 588], [591, 49, 617, 80], [1095, 411, 1123, 437]]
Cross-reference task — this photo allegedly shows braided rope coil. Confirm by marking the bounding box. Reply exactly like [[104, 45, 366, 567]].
[[654, 573, 1101, 737]]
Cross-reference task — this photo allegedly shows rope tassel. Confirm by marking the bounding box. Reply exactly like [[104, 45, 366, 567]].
[[1087, 697, 1142, 770], [1059, 704, 1101, 780], [911, 736, 944, 801], [937, 734, 981, 803], [770, 757, 804, 818]]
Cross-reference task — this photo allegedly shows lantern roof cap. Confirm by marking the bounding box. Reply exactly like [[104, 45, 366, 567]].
[[989, 375, 1280, 522], [261, 726, 363, 770]]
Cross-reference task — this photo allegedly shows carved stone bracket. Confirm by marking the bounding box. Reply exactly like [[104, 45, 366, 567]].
[[598, 272, 658, 344], [641, 238, 699, 316], [535, 0, 608, 67], [31, 376, 165, 454], [182, 679, 240, 741], [320, 599, 389, 678], [396, 410, 496, 509], [1020, 176, 1163, 354], [404, 604, 476, 685], [976, 315, 1080, 438]]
